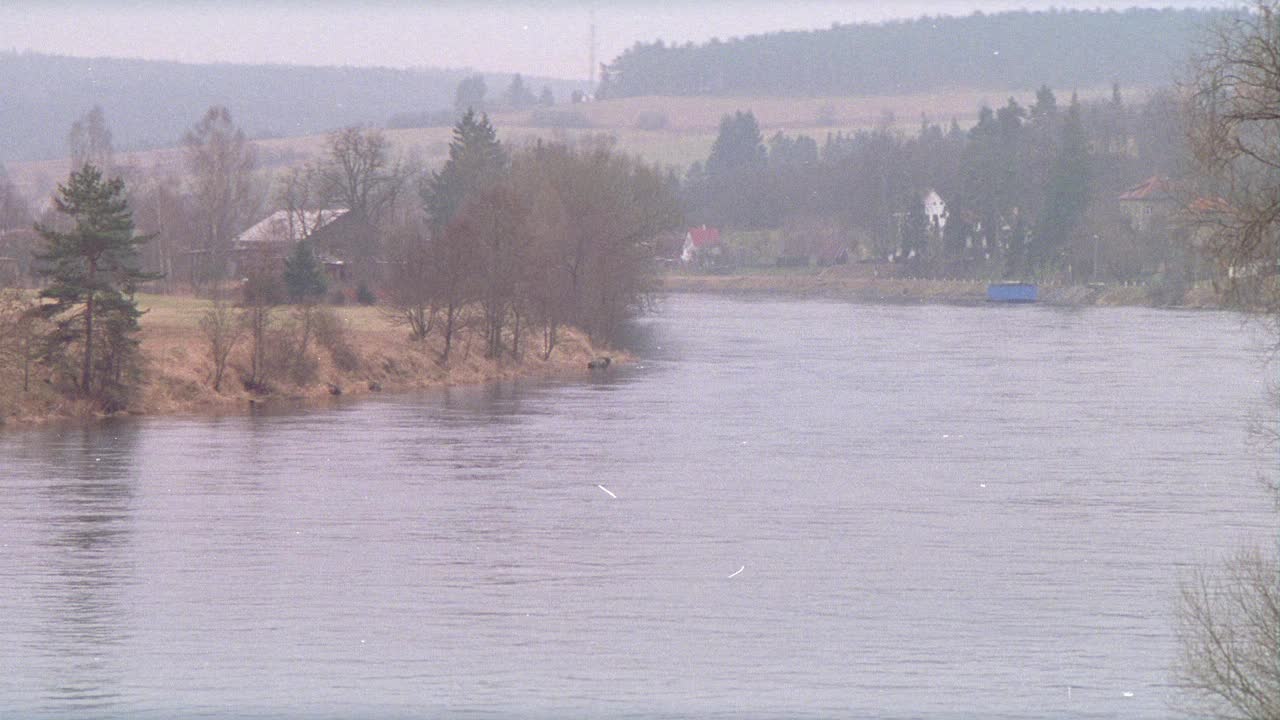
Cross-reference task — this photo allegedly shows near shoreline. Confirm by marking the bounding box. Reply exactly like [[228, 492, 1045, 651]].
[[657, 271, 1224, 309], [0, 294, 616, 429]]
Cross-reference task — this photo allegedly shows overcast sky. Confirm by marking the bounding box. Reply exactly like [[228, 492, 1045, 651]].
[[4, 1, 1236, 80]]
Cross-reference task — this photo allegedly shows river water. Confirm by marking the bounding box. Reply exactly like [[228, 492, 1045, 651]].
[[1, 294, 1275, 719]]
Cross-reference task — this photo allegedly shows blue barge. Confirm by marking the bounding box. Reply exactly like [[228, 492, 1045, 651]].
[[987, 282, 1038, 303]]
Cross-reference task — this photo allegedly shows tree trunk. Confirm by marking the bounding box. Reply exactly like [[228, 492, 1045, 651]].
[[82, 258, 96, 393], [441, 300, 456, 363]]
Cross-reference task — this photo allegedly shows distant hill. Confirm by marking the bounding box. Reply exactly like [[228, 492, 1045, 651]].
[[0, 52, 585, 163], [599, 7, 1228, 99]]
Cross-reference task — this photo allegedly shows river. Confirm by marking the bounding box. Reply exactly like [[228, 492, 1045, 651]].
[[1, 294, 1275, 719]]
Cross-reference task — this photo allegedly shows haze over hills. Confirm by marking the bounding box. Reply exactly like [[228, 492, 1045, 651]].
[[0, 52, 585, 163], [1, 7, 1224, 166], [599, 7, 1226, 98]]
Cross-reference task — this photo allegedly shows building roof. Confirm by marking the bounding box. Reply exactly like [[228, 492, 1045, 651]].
[[686, 225, 721, 248], [235, 209, 348, 247], [1118, 176, 1174, 202]]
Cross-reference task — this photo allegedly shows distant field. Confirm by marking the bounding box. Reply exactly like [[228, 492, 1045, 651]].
[[8, 84, 1138, 200], [495, 87, 1127, 132]]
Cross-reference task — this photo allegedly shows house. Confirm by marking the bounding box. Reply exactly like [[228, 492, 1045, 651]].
[[1118, 175, 1174, 233], [233, 209, 352, 282], [923, 189, 948, 233], [680, 225, 722, 266]]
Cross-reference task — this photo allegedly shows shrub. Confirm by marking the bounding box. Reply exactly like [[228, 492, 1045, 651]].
[[314, 308, 361, 372]]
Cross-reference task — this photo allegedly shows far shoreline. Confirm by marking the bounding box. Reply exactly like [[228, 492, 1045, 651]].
[[656, 272, 1226, 310]]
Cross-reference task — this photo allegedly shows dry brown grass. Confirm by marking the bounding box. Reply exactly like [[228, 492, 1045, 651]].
[[0, 293, 612, 426]]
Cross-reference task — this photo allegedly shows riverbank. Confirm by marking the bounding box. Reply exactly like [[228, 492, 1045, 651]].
[[0, 294, 612, 427], [657, 270, 1224, 308]]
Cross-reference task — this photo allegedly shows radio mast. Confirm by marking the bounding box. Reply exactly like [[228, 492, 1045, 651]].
[[588, 8, 597, 95]]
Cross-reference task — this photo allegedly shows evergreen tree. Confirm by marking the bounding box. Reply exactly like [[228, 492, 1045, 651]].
[[283, 240, 327, 303], [1031, 85, 1058, 122], [1033, 94, 1090, 269], [538, 86, 555, 107], [901, 193, 930, 266], [695, 110, 779, 228], [502, 74, 536, 108], [706, 111, 766, 177], [422, 109, 508, 230], [454, 74, 487, 114], [34, 164, 158, 397]]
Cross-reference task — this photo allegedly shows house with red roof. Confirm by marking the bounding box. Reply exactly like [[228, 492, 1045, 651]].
[[680, 225, 722, 265], [1118, 175, 1174, 233]]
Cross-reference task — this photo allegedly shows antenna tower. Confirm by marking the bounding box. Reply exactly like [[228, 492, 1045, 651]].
[[588, 8, 597, 93]]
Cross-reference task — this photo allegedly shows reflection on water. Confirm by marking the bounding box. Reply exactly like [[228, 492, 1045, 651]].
[[0, 295, 1275, 719], [12, 424, 139, 715]]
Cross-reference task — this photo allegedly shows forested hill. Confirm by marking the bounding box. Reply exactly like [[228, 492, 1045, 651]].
[[0, 52, 583, 163], [599, 8, 1227, 98]]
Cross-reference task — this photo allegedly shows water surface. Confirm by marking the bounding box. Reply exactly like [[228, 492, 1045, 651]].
[[1, 295, 1274, 719]]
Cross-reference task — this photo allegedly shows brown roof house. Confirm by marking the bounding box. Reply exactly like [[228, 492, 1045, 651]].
[[1118, 176, 1174, 234], [233, 209, 356, 283]]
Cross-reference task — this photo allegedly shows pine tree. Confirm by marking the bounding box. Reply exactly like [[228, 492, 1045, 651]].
[[34, 164, 158, 398], [422, 109, 508, 230], [283, 240, 327, 303], [1033, 94, 1090, 270]]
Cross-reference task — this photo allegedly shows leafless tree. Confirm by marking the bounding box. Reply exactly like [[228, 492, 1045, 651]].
[[68, 105, 114, 174], [0, 289, 43, 393], [184, 106, 260, 287], [1175, 547, 1280, 720], [316, 126, 408, 284], [199, 298, 244, 392], [1175, 9, 1280, 718], [432, 214, 482, 364], [319, 127, 403, 222], [129, 173, 197, 292], [1185, 1, 1280, 319], [274, 165, 335, 237], [238, 254, 281, 390], [0, 168, 30, 230], [381, 220, 436, 341]]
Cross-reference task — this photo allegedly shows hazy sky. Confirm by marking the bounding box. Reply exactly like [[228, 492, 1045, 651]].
[[5, 1, 1235, 80]]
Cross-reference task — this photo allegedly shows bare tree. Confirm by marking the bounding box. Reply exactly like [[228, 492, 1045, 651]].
[[184, 106, 260, 288], [0, 167, 30, 230], [381, 220, 436, 341], [68, 105, 114, 174], [238, 255, 281, 390], [199, 298, 244, 392], [1175, 547, 1280, 720], [0, 289, 43, 393], [1186, 1, 1280, 319], [320, 126, 405, 221], [1176, 9, 1280, 718], [431, 210, 482, 363], [317, 126, 406, 283]]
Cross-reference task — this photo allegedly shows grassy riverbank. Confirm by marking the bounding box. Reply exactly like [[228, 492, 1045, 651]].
[[658, 268, 1224, 308], [0, 294, 611, 427]]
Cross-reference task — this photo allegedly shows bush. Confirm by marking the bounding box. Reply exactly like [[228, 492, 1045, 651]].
[[314, 308, 361, 372], [356, 282, 377, 305]]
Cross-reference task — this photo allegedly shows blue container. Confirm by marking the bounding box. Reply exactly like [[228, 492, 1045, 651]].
[[987, 282, 1038, 303]]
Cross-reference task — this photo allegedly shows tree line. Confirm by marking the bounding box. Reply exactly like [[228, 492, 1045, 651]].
[[0, 106, 679, 413], [681, 82, 1189, 285], [391, 111, 680, 361], [0, 51, 583, 162], [599, 8, 1227, 99]]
